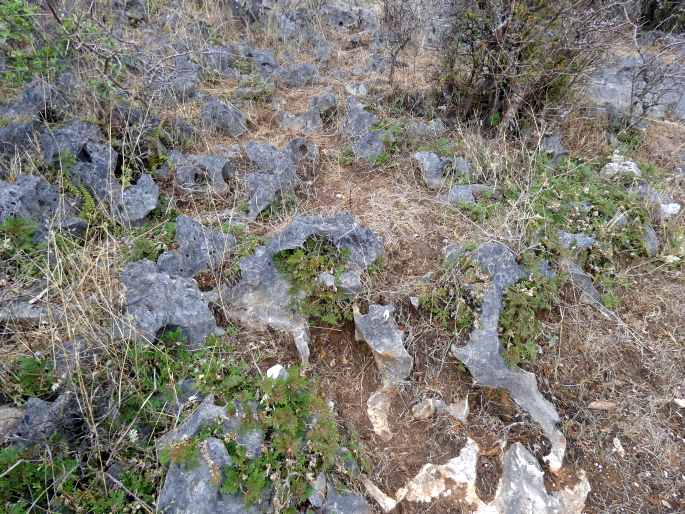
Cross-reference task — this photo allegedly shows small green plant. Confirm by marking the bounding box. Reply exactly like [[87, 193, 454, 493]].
[[0, 0, 68, 86], [0, 216, 45, 277], [124, 221, 176, 263], [417, 137, 456, 157], [499, 273, 560, 367], [274, 237, 354, 326], [338, 146, 355, 166], [418, 257, 482, 335], [12, 355, 55, 399]]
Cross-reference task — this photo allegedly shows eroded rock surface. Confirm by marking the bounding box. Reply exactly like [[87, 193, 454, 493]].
[[117, 259, 217, 347], [221, 214, 383, 364], [9, 393, 80, 449], [451, 243, 567, 472], [157, 215, 236, 278], [342, 97, 385, 161]]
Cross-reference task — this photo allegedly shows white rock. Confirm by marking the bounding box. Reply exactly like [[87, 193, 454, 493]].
[[266, 364, 288, 381]]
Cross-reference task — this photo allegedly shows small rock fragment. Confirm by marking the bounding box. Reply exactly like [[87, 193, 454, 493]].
[[0, 406, 24, 444], [411, 398, 443, 420], [266, 364, 288, 381], [600, 152, 642, 179], [201, 97, 247, 138], [588, 400, 617, 411], [323, 488, 372, 514], [354, 304, 412, 384], [414, 151, 447, 190], [362, 475, 397, 512], [367, 388, 393, 442]]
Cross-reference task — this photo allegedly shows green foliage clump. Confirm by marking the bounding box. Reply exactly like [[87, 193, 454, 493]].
[[0, 446, 77, 513], [124, 220, 177, 263], [499, 273, 560, 367], [418, 257, 482, 336], [274, 237, 354, 326], [0, 0, 68, 86], [439, 1, 617, 130], [9, 355, 55, 400], [0, 216, 45, 276]]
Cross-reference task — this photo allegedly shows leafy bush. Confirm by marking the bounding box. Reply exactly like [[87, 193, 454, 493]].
[[274, 236, 354, 326], [0, 0, 67, 86], [499, 273, 560, 367], [418, 256, 482, 336], [439, 0, 620, 130]]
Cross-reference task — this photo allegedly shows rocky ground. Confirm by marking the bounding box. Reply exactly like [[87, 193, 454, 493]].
[[1, 1, 684, 513]]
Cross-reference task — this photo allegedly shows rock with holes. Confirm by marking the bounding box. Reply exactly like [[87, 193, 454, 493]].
[[116, 259, 217, 347], [113, 174, 159, 225], [157, 215, 236, 278], [354, 304, 412, 384], [69, 141, 121, 202], [39, 120, 103, 164], [239, 45, 279, 76], [285, 137, 319, 165], [322, 2, 378, 31], [170, 152, 232, 193], [202, 97, 247, 138], [0, 174, 83, 240], [9, 393, 81, 449], [221, 214, 383, 364], [309, 91, 338, 117], [541, 133, 568, 164], [414, 151, 447, 190], [0, 78, 71, 157], [451, 243, 567, 473]]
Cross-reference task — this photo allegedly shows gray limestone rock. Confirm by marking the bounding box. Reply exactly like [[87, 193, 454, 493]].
[[202, 45, 241, 76], [276, 63, 317, 87], [559, 258, 603, 307], [354, 304, 412, 384], [244, 141, 300, 219], [600, 153, 642, 179], [309, 91, 338, 117], [451, 243, 566, 472], [239, 45, 279, 76], [202, 97, 247, 138], [491, 443, 591, 514], [39, 121, 102, 164], [285, 137, 319, 165], [0, 406, 24, 444], [69, 141, 121, 202], [157, 437, 269, 514], [630, 181, 682, 222], [405, 119, 447, 139], [157, 215, 236, 278], [323, 488, 371, 514], [414, 151, 447, 189], [0, 300, 50, 323], [0, 174, 83, 239], [444, 184, 495, 205], [342, 97, 385, 162], [557, 231, 596, 252], [113, 174, 159, 225], [222, 214, 383, 364], [642, 223, 659, 257], [10, 393, 80, 448], [157, 55, 201, 102], [541, 134, 569, 163], [277, 110, 323, 134], [117, 259, 217, 347], [171, 152, 232, 193]]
